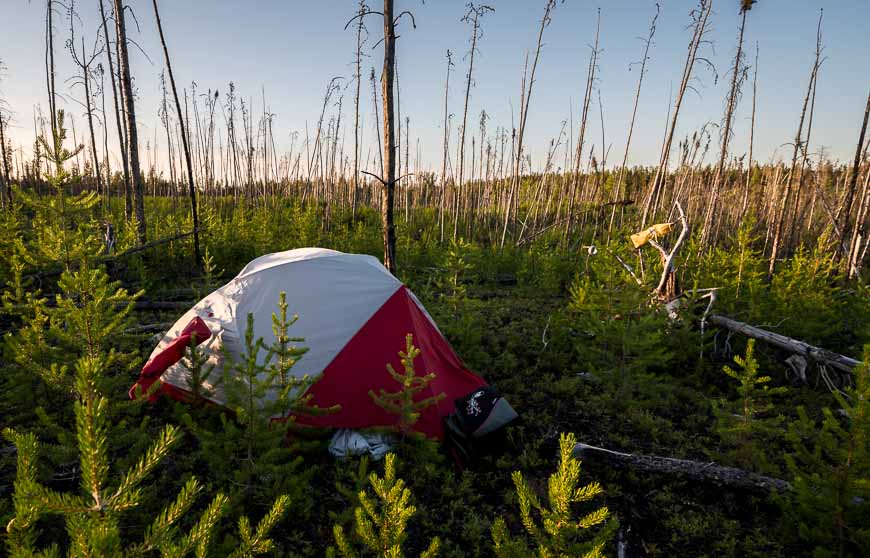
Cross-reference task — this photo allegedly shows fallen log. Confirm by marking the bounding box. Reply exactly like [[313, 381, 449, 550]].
[[111, 229, 199, 260], [708, 314, 862, 374], [134, 301, 192, 311], [573, 442, 791, 494], [124, 322, 173, 334], [23, 229, 199, 283]]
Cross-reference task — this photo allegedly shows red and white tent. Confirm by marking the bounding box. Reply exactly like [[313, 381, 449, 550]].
[[129, 248, 486, 439]]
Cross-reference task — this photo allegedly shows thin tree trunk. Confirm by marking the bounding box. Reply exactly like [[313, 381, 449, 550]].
[[609, 4, 658, 236], [351, 1, 366, 221], [0, 113, 8, 207], [381, 0, 397, 273], [701, 5, 750, 246], [501, 0, 558, 249], [439, 49, 453, 244], [45, 0, 58, 140], [839, 89, 870, 270], [99, 0, 130, 215], [641, 0, 712, 227], [741, 43, 759, 221], [564, 9, 600, 242], [456, 4, 492, 242], [769, 10, 823, 276], [73, 33, 104, 199], [153, 0, 201, 266]]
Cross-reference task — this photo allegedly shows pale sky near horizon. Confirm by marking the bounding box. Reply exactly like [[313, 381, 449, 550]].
[[0, 0, 868, 177]]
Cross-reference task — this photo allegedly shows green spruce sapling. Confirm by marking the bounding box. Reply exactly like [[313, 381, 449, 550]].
[[181, 331, 219, 403], [3, 357, 228, 557], [713, 339, 787, 474], [783, 345, 869, 557], [491, 432, 615, 558], [330, 452, 441, 558], [369, 334, 446, 439]]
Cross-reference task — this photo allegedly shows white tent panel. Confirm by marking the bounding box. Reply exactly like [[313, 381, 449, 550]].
[[153, 250, 402, 404]]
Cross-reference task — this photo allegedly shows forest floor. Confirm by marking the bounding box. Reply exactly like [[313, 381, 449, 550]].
[[2, 199, 868, 557]]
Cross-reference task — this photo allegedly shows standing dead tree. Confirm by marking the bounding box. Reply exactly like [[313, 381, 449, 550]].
[[564, 8, 601, 243], [67, 0, 105, 197], [840, 89, 870, 276], [455, 3, 494, 241], [152, 0, 201, 267], [346, 0, 369, 221], [113, 0, 147, 242], [641, 0, 713, 227], [608, 3, 659, 237], [439, 49, 454, 244], [0, 59, 12, 208], [501, 0, 559, 249], [45, 0, 59, 141], [349, 1, 418, 274], [98, 0, 130, 209], [700, 0, 755, 248], [768, 9, 824, 277], [740, 42, 759, 220]]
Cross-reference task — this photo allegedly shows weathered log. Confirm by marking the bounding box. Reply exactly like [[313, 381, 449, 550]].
[[708, 314, 862, 374], [573, 442, 791, 494]]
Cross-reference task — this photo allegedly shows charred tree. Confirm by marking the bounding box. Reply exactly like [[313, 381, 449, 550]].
[[152, 0, 201, 267], [700, 0, 754, 247], [113, 0, 147, 242], [455, 3, 494, 241]]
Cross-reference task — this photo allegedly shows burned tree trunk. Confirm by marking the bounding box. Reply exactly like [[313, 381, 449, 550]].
[[501, 0, 558, 249], [439, 49, 453, 244], [381, 0, 397, 274], [641, 0, 712, 227], [708, 314, 862, 374], [152, 0, 201, 267], [455, 4, 493, 242], [98, 0, 130, 208], [701, 2, 753, 247], [769, 11, 823, 277], [113, 0, 147, 243], [0, 111, 10, 207], [573, 442, 791, 495], [45, 0, 59, 140], [840, 89, 870, 272]]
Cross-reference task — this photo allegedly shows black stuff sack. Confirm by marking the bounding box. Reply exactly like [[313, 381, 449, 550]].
[[445, 386, 519, 465]]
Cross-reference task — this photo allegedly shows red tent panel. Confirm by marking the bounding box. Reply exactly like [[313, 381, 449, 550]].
[[129, 316, 211, 401], [293, 286, 485, 439]]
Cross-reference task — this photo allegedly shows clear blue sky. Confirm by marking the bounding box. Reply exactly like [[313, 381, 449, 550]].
[[1, 0, 869, 175]]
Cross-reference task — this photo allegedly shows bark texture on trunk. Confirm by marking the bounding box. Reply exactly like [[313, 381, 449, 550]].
[[153, 0, 201, 267], [708, 314, 861, 374], [381, 0, 397, 274], [574, 442, 792, 494], [113, 0, 147, 243]]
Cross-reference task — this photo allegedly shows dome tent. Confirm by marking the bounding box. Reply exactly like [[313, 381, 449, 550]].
[[129, 248, 488, 439]]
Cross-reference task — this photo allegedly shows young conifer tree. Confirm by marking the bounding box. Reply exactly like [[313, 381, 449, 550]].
[[3, 112, 142, 400], [190, 292, 336, 516], [783, 345, 869, 556], [369, 334, 445, 438], [713, 339, 788, 474], [330, 452, 441, 558], [3, 356, 228, 557], [13, 110, 97, 269], [490, 432, 615, 558], [181, 330, 218, 403]]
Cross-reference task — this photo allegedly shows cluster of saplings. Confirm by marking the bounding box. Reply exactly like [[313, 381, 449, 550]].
[[0, 122, 614, 557], [1, 121, 868, 556]]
